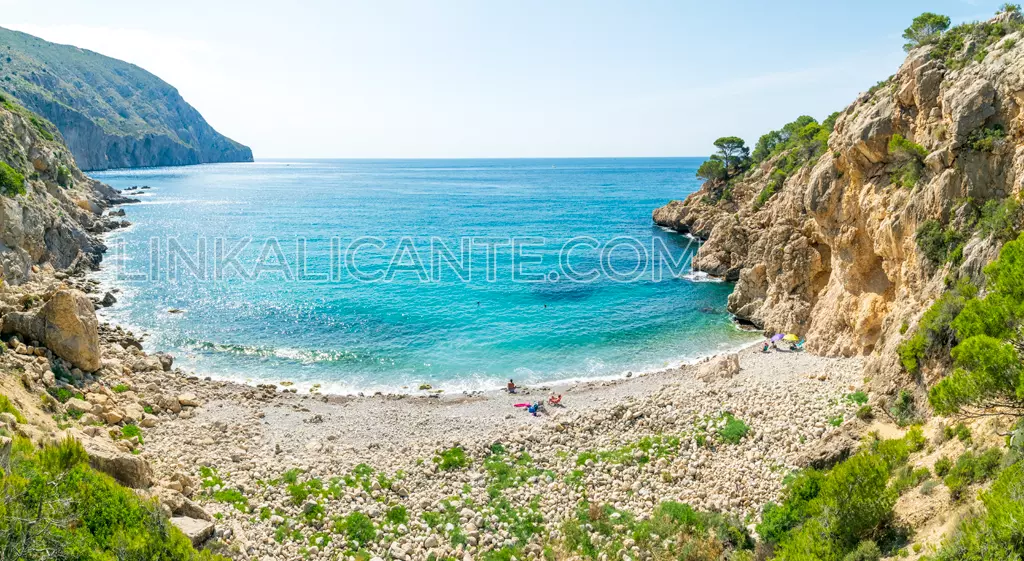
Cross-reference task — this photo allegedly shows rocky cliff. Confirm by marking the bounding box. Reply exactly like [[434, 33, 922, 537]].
[[0, 95, 128, 282], [655, 11, 1024, 390], [0, 27, 253, 171]]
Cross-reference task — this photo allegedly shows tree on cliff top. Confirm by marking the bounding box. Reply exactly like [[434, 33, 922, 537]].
[[696, 137, 750, 182], [903, 12, 951, 51]]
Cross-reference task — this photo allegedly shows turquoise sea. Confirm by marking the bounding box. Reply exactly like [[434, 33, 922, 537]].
[[91, 158, 757, 393]]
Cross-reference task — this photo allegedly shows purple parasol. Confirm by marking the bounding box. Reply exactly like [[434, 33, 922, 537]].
[[770, 333, 785, 341]]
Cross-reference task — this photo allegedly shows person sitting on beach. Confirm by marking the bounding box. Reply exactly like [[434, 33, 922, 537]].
[[527, 402, 541, 416], [762, 341, 770, 353], [507, 379, 517, 394], [771, 340, 779, 351], [548, 394, 562, 406]]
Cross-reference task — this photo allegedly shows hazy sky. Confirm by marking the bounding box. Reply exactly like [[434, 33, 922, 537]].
[[0, 0, 1009, 158]]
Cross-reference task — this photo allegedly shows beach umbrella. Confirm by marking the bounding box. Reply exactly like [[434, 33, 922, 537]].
[[783, 334, 799, 342], [770, 333, 785, 341]]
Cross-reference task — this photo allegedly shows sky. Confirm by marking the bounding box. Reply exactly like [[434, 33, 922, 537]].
[[0, 0, 1011, 158]]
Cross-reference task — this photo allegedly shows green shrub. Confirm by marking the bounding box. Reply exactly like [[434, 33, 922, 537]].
[[932, 461, 1024, 560], [891, 465, 931, 494], [856, 405, 874, 421], [0, 161, 25, 197], [889, 390, 920, 427], [930, 18, 1024, 69], [0, 394, 26, 423], [55, 165, 72, 188], [843, 540, 882, 561], [434, 446, 470, 471], [29, 116, 55, 141], [757, 470, 825, 545], [934, 456, 953, 477], [563, 500, 752, 560], [120, 423, 143, 444], [977, 197, 1021, 242], [944, 448, 1003, 500], [385, 504, 408, 525], [45, 386, 81, 404], [968, 124, 1006, 152], [754, 169, 786, 210], [898, 279, 976, 375], [889, 134, 928, 188], [718, 413, 750, 444], [0, 436, 226, 561], [333, 512, 376, 547], [915, 219, 966, 265], [112, 383, 130, 393]]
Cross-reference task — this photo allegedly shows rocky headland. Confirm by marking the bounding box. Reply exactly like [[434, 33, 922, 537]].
[[0, 26, 253, 171]]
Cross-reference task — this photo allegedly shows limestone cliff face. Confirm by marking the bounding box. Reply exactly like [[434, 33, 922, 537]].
[[0, 26, 253, 171], [0, 101, 128, 283], [654, 17, 1024, 389]]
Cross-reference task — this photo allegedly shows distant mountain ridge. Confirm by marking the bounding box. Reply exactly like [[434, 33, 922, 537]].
[[0, 26, 252, 171]]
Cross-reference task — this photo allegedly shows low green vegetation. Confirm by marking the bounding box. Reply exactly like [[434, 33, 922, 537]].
[[897, 278, 977, 375], [888, 134, 928, 189], [915, 219, 966, 266], [0, 436, 226, 560], [889, 390, 921, 427], [560, 500, 752, 560], [434, 446, 471, 471], [930, 458, 1024, 559], [904, 6, 1024, 69], [55, 164, 72, 188], [749, 114, 838, 210], [757, 429, 925, 560], [943, 447, 1002, 500], [112, 383, 130, 393], [119, 423, 144, 444], [45, 386, 83, 405], [0, 394, 26, 424], [333, 511, 377, 548], [968, 124, 1007, 152], [718, 412, 751, 444], [0, 161, 25, 198], [846, 391, 869, 406]]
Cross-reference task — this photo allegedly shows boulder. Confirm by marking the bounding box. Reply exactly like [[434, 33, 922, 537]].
[[171, 516, 215, 547], [2, 290, 100, 371], [793, 428, 860, 470], [177, 393, 199, 408], [65, 397, 92, 414], [695, 353, 741, 383], [78, 432, 153, 488]]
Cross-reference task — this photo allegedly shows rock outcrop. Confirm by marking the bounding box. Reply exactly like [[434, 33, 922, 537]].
[[654, 14, 1024, 391], [0, 26, 252, 171], [76, 430, 154, 488], [1, 290, 101, 371]]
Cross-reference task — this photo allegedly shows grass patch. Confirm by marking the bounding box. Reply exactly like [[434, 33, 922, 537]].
[[434, 446, 470, 471]]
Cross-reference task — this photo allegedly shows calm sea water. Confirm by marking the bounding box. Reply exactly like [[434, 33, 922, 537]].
[[91, 159, 756, 393]]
